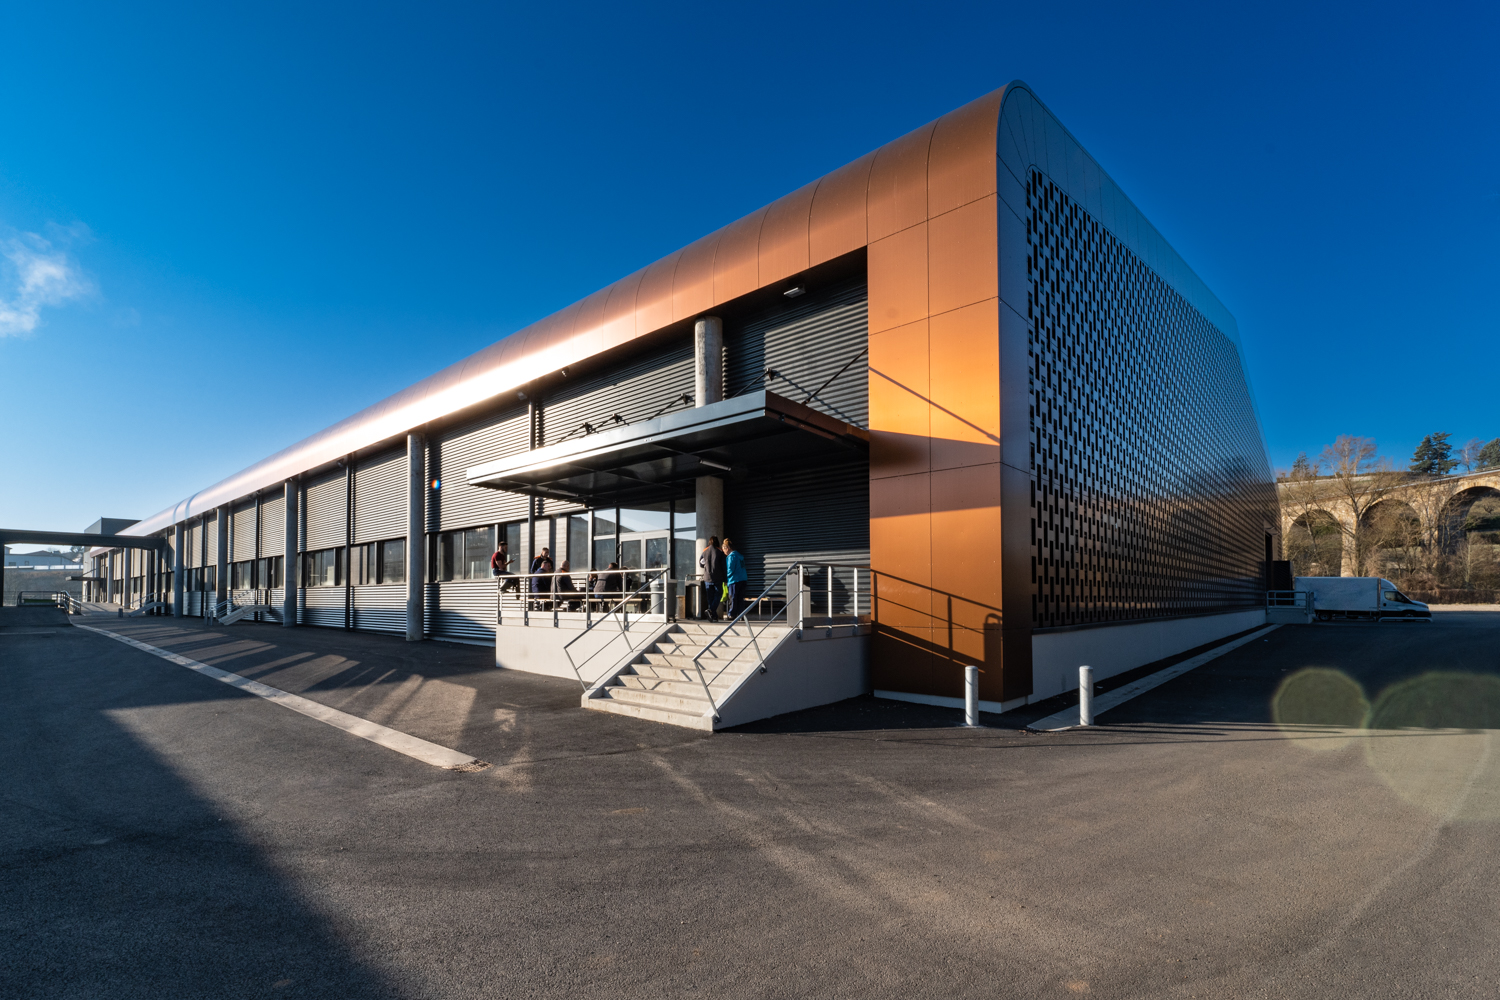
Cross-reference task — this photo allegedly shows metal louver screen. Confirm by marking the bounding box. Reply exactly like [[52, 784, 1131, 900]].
[[303, 471, 346, 551], [431, 409, 530, 532], [232, 503, 256, 561], [539, 337, 695, 447], [260, 494, 286, 556], [724, 458, 870, 594], [726, 277, 869, 428], [354, 449, 407, 543]]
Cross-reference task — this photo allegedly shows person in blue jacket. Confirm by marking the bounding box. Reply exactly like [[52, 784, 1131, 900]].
[[722, 538, 747, 619]]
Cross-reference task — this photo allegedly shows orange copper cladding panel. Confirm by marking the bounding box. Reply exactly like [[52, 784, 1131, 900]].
[[927, 299, 1001, 472], [867, 318, 931, 479], [672, 230, 721, 322], [634, 250, 682, 337], [867, 223, 928, 336], [757, 180, 818, 287], [867, 120, 935, 242], [926, 89, 1004, 217], [713, 206, 768, 304], [595, 266, 646, 354], [809, 150, 873, 266], [928, 196, 999, 317]]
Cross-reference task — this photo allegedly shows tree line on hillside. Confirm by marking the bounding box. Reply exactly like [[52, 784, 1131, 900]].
[[1277, 434, 1500, 599]]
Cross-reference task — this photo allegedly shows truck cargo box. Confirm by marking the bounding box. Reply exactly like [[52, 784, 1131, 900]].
[[1294, 576, 1430, 621]]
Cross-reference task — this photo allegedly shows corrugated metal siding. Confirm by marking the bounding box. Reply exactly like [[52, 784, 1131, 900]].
[[354, 449, 406, 543], [299, 586, 345, 628], [353, 585, 406, 633], [232, 503, 257, 561], [184, 522, 202, 568], [726, 277, 869, 428], [430, 409, 530, 531], [428, 580, 496, 640], [724, 458, 870, 594], [303, 470, 346, 551], [260, 494, 286, 555], [539, 337, 695, 446], [205, 512, 218, 565]]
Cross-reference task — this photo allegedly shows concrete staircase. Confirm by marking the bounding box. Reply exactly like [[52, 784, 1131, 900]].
[[583, 621, 792, 730]]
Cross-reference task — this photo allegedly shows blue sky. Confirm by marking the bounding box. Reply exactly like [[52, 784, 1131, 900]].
[[2, 0, 1496, 537]]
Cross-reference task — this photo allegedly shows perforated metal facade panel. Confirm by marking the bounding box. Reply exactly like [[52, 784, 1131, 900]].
[[303, 470, 347, 551], [354, 448, 407, 543], [727, 277, 869, 428], [429, 409, 530, 531], [1025, 170, 1277, 629]]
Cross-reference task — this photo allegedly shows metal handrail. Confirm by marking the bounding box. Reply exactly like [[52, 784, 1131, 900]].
[[687, 563, 801, 720], [1266, 590, 1311, 608], [561, 566, 672, 689]]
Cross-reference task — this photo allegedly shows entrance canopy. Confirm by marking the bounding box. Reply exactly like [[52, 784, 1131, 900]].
[[465, 390, 868, 508]]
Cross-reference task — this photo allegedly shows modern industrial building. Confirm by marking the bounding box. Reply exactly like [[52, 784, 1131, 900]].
[[88, 82, 1278, 724]]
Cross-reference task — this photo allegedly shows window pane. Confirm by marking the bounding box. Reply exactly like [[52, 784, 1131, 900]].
[[464, 526, 495, 581], [592, 511, 617, 538], [646, 537, 669, 569], [593, 538, 615, 571], [504, 523, 521, 572], [568, 516, 588, 569], [673, 538, 696, 582], [436, 532, 455, 582], [382, 539, 406, 584], [618, 539, 643, 570], [618, 507, 669, 534]]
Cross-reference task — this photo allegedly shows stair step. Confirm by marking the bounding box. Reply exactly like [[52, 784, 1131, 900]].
[[616, 675, 739, 698], [600, 684, 716, 713], [583, 691, 715, 730]]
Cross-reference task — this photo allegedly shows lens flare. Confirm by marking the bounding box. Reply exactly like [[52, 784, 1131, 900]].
[[1363, 673, 1500, 821], [1272, 668, 1369, 751]]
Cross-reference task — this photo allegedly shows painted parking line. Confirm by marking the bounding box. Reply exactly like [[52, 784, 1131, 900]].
[[75, 623, 488, 770], [1031, 624, 1282, 731]]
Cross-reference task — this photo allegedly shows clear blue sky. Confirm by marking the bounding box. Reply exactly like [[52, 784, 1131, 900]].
[[2, 0, 1496, 538]]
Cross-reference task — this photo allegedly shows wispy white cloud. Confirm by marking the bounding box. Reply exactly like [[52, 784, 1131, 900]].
[[0, 231, 93, 337]]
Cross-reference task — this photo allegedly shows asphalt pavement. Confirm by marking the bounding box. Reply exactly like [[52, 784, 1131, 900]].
[[3, 608, 1498, 999]]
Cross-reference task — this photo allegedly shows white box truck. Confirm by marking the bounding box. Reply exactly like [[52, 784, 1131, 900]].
[[1295, 577, 1431, 622]]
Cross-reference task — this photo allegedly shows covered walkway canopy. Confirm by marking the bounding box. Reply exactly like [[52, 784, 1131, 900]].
[[465, 389, 868, 508]]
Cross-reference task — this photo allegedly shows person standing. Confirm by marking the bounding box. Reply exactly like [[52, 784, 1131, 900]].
[[722, 538, 747, 620], [698, 535, 725, 621]]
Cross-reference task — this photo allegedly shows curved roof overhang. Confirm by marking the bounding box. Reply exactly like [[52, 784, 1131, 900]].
[[122, 79, 1249, 539]]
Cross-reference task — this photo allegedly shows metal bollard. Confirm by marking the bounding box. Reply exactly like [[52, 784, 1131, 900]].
[[1079, 666, 1093, 726], [965, 665, 979, 727]]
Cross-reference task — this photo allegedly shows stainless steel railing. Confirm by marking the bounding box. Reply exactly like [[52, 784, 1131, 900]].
[[558, 567, 674, 689]]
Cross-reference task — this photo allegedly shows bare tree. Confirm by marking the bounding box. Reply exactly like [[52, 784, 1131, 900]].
[[1318, 435, 1403, 576], [1459, 438, 1486, 474]]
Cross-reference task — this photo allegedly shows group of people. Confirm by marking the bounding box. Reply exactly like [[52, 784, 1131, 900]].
[[486, 533, 749, 620], [696, 536, 747, 622], [488, 538, 630, 611]]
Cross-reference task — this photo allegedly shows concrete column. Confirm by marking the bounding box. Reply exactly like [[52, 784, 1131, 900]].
[[216, 506, 229, 606], [172, 524, 185, 615], [694, 316, 726, 562], [694, 316, 723, 407], [282, 480, 297, 627], [406, 431, 426, 642]]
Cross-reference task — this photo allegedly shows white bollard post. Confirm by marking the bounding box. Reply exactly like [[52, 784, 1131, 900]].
[[1079, 666, 1094, 726], [965, 665, 979, 727]]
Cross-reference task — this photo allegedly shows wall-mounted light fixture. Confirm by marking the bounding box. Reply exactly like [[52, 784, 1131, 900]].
[[696, 457, 731, 471], [783, 285, 806, 298]]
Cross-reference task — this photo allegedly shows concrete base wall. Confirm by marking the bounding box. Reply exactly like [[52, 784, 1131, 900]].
[[1030, 609, 1267, 701], [714, 628, 869, 729], [495, 616, 672, 687]]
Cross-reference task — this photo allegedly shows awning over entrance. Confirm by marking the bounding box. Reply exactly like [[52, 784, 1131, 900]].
[[465, 390, 868, 507]]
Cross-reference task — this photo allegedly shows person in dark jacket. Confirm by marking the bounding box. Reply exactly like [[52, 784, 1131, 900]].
[[593, 562, 623, 610], [554, 559, 580, 611], [529, 547, 554, 608], [698, 535, 725, 621]]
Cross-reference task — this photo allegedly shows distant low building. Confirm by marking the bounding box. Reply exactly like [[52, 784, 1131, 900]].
[[4, 548, 84, 570]]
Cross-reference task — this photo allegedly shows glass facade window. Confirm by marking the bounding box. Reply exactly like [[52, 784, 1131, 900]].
[[256, 556, 284, 589], [351, 539, 404, 585], [380, 539, 406, 584], [568, 516, 588, 569], [231, 561, 254, 589], [304, 548, 344, 588], [434, 526, 496, 581]]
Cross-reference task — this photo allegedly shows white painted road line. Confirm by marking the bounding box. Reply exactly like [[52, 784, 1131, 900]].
[[1031, 624, 1282, 731], [76, 624, 487, 770]]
